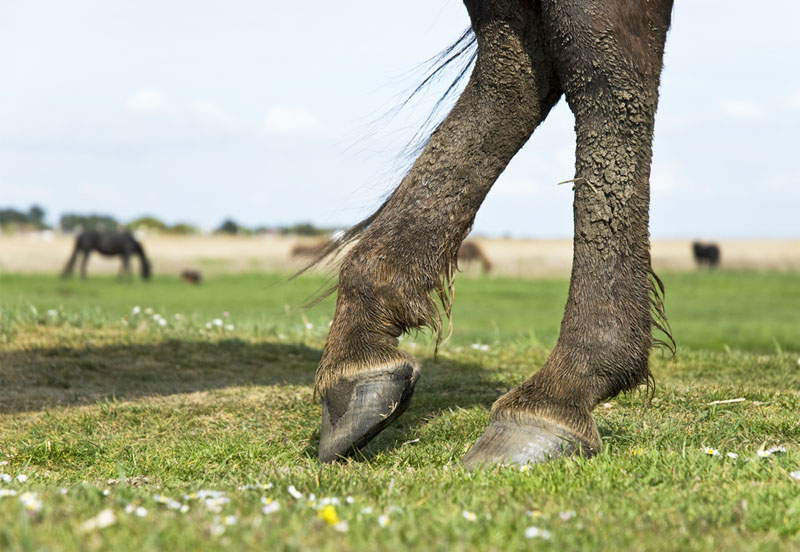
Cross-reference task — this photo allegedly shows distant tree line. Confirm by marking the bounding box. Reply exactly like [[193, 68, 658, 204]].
[[0, 205, 47, 230], [1, 205, 337, 237]]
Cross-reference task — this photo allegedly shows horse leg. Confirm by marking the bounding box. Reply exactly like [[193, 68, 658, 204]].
[[61, 246, 80, 278], [317, 0, 563, 462], [80, 250, 91, 280], [120, 253, 131, 280], [464, 0, 673, 467]]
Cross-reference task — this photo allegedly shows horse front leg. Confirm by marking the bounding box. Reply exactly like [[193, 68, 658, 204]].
[[79, 250, 91, 280], [119, 254, 131, 280], [464, 0, 674, 467], [61, 247, 79, 278], [317, 0, 562, 462]]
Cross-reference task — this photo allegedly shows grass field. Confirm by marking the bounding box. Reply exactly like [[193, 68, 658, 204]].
[[1, 271, 799, 550]]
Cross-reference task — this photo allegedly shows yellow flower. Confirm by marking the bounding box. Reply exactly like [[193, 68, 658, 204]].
[[630, 448, 645, 456], [319, 505, 340, 525]]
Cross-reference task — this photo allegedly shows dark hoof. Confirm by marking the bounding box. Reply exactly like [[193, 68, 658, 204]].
[[318, 362, 420, 463], [462, 417, 595, 469]]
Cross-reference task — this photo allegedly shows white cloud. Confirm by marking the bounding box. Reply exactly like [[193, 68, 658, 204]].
[[124, 90, 236, 129], [125, 89, 172, 114], [784, 87, 800, 110], [262, 106, 327, 137], [715, 97, 767, 121], [186, 100, 237, 129]]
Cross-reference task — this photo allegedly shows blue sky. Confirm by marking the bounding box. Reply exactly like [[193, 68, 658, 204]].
[[1, 1, 798, 238]]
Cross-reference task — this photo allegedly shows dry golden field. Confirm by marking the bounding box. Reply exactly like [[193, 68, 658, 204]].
[[1, 232, 799, 278]]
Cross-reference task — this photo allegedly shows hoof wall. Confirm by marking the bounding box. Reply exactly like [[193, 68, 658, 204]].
[[462, 418, 594, 469], [318, 362, 420, 462]]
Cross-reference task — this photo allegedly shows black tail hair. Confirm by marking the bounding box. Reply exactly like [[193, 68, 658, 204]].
[[293, 27, 478, 290]]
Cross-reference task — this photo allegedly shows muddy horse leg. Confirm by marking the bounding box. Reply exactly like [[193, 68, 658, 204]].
[[464, 0, 673, 467], [317, 0, 562, 462]]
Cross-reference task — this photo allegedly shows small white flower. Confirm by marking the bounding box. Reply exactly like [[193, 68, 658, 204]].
[[19, 492, 42, 513], [0, 461, 7, 466], [210, 520, 225, 537], [704, 448, 720, 457], [757, 450, 770, 458], [378, 514, 391, 527], [223, 515, 237, 526], [158, 318, 167, 327], [305, 322, 313, 330], [180, 504, 189, 513], [361, 506, 373, 515], [206, 322, 212, 329], [60, 488, 68, 495], [333, 521, 349, 533], [47, 309, 58, 317], [462, 510, 477, 522], [204, 496, 230, 512], [102, 488, 110, 496], [278, 333, 287, 340], [287, 485, 303, 499], [727, 452, 739, 459], [346, 496, 355, 504], [213, 318, 223, 327], [560, 510, 576, 521], [0, 473, 11, 483], [132, 306, 141, 316], [16, 474, 28, 483], [166, 499, 183, 510], [135, 507, 148, 517], [124, 504, 136, 514], [81, 509, 116, 531], [0, 489, 18, 498], [790, 471, 800, 481], [767, 445, 786, 455], [525, 526, 552, 540], [224, 324, 234, 331], [261, 499, 280, 514]]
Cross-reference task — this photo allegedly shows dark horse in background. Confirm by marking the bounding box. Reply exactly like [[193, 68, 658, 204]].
[[61, 229, 151, 280], [309, 0, 675, 467], [692, 241, 721, 269]]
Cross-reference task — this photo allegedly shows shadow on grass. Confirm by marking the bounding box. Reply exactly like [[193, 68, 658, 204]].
[[1, 340, 500, 461], [0, 339, 321, 414]]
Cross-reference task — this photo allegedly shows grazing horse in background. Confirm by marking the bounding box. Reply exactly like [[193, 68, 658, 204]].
[[692, 242, 721, 269], [458, 240, 492, 274], [308, 0, 675, 466], [291, 239, 334, 259], [61, 229, 151, 280]]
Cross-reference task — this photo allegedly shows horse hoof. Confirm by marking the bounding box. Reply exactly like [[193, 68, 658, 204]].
[[318, 361, 420, 462], [462, 417, 595, 470]]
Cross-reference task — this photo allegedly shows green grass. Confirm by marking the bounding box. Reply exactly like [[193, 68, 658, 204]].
[[1, 271, 799, 551]]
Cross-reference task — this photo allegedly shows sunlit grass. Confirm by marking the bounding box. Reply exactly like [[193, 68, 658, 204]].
[[1, 271, 799, 550]]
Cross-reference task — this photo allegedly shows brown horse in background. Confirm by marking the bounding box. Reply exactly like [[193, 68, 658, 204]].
[[458, 240, 492, 274]]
